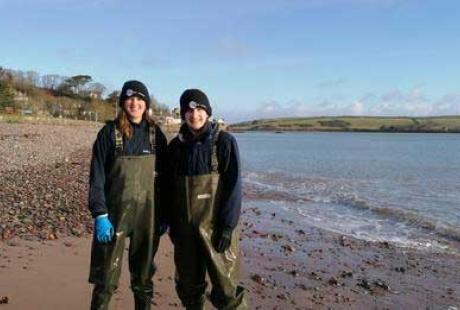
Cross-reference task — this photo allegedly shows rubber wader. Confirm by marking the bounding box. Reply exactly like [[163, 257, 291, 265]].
[[170, 128, 247, 310], [89, 125, 159, 310]]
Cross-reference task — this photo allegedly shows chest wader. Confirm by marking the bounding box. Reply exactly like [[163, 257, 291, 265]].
[[89, 125, 159, 310], [170, 129, 247, 310]]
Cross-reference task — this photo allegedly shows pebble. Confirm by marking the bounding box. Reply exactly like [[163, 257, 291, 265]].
[[0, 123, 99, 241], [251, 274, 265, 285]]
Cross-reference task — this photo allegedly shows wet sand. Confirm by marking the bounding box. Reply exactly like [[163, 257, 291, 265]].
[[239, 204, 460, 309], [0, 236, 181, 309], [1, 209, 459, 309]]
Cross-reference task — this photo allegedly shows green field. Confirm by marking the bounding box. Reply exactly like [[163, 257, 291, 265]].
[[229, 116, 460, 133]]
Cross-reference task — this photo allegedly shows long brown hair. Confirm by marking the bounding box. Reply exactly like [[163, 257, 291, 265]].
[[115, 109, 156, 139]]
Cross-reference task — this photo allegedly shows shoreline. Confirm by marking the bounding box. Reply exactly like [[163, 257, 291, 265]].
[[228, 128, 460, 134], [228, 115, 460, 134], [1, 121, 459, 309]]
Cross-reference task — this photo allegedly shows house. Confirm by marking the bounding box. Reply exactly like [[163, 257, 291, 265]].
[[14, 90, 29, 103], [165, 116, 182, 125], [89, 91, 101, 99]]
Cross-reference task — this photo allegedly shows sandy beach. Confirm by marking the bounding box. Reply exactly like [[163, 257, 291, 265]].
[[1, 121, 459, 309]]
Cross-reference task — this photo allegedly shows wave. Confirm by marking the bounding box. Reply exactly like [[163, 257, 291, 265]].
[[337, 193, 460, 242], [242, 171, 460, 242]]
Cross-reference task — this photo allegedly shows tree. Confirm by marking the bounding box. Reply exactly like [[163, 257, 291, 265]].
[[87, 82, 106, 99], [71, 75, 92, 95], [25, 70, 40, 87], [59, 75, 92, 96], [105, 90, 120, 104], [41, 74, 63, 90], [149, 95, 170, 116], [0, 67, 13, 82], [0, 80, 15, 109]]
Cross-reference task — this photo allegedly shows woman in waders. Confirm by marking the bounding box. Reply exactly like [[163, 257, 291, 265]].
[[166, 89, 247, 310], [88, 80, 167, 310]]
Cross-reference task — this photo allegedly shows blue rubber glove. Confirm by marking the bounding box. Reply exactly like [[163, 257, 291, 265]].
[[95, 214, 114, 243]]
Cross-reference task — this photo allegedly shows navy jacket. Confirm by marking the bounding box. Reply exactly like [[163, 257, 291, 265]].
[[166, 121, 242, 230], [88, 119, 168, 218]]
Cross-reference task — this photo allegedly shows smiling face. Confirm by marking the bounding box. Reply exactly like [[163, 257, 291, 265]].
[[184, 107, 209, 132], [123, 96, 146, 123]]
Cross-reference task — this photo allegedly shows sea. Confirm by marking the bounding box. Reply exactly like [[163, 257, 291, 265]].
[[235, 131, 460, 252]]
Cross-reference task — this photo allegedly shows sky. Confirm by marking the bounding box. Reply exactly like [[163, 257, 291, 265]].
[[0, 0, 459, 122]]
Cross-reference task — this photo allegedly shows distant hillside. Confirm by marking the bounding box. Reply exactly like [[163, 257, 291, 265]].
[[0, 65, 170, 122], [229, 116, 460, 133]]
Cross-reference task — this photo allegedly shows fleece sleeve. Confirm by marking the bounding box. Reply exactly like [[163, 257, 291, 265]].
[[216, 132, 242, 230], [154, 125, 169, 225], [88, 124, 112, 218]]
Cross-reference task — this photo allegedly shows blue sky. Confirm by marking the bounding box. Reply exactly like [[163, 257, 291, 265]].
[[1, 0, 459, 122]]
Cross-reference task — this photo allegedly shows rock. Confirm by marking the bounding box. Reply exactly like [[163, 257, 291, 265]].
[[340, 236, 352, 247], [47, 233, 57, 240], [0, 123, 97, 243], [340, 271, 353, 278], [281, 244, 296, 253], [328, 277, 339, 286], [251, 274, 265, 285], [289, 270, 299, 277], [310, 272, 322, 281], [71, 228, 82, 237], [0, 296, 8, 304], [276, 294, 287, 300], [6, 240, 18, 246], [357, 279, 372, 290], [251, 208, 262, 216], [296, 229, 306, 235], [374, 279, 390, 291], [395, 267, 406, 273]]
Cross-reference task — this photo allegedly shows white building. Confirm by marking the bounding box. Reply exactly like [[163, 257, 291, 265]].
[[165, 116, 182, 125]]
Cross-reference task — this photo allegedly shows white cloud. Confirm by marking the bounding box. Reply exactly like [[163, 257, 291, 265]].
[[350, 100, 364, 115], [222, 88, 460, 122]]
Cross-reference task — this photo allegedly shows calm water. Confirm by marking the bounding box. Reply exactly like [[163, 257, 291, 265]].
[[235, 132, 460, 251]]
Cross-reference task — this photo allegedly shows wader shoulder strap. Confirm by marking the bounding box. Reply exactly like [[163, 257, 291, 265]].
[[211, 125, 221, 173], [114, 125, 123, 156], [149, 125, 156, 154]]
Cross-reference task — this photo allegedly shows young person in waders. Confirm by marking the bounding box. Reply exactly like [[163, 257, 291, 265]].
[[88, 80, 167, 310], [166, 89, 248, 310]]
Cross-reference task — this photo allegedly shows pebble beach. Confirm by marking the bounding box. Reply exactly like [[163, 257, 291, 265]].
[[0, 120, 459, 309]]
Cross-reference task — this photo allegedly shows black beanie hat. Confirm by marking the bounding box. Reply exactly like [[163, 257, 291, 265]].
[[179, 89, 212, 120], [119, 80, 151, 107]]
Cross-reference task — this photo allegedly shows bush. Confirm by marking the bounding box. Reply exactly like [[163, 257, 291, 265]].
[[0, 81, 15, 110], [318, 119, 350, 128]]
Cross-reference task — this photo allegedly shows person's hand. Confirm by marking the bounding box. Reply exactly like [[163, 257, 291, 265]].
[[212, 227, 233, 253], [157, 222, 168, 236], [95, 214, 114, 243]]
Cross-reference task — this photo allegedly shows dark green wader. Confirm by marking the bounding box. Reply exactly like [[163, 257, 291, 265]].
[[89, 126, 159, 310], [170, 130, 248, 310]]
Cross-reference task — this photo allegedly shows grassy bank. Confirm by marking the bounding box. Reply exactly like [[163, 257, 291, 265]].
[[229, 116, 460, 133]]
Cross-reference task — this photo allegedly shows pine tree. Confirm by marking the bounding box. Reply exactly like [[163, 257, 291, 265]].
[[0, 80, 15, 110]]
